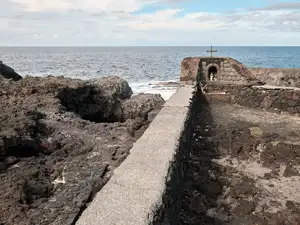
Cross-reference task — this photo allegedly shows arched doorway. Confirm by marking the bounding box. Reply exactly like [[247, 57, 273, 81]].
[[207, 65, 218, 81]]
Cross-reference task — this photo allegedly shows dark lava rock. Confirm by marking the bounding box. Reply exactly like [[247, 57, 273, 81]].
[[57, 85, 122, 122], [231, 200, 255, 216], [261, 142, 300, 169], [4, 156, 19, 166], [283, 165, 300, 177], [0, 61, 22, 81], [0, 162, 6, 172], [230, 179, 257, 199], [0, 75, 164, 225], [121, 93, 165, 120], [286, 200, 300, 214], [87, 76, 133, 100]]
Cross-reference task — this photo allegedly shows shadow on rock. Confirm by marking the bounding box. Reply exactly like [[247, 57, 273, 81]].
[[57, 85, 122, 123], [57, 86, 165, 123], [0, 110, 54, 169], [153, 90, 227, 225]]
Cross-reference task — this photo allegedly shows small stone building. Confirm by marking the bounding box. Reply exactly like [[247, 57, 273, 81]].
[[180, 57, 262, 85]]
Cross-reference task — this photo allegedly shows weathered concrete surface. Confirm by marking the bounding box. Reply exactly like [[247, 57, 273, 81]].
[[75, 86, 194, 225]]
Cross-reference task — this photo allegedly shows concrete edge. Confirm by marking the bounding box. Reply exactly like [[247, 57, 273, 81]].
[[75, 85, 194, 225], [253, 84, 300, 90], [180, 80, 197, 86]]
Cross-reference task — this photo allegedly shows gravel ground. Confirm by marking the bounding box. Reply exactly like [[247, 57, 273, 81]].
[[154, 90, 300, 225]]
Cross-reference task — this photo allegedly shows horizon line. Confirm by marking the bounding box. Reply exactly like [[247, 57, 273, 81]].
[[0, 45, 299, 48]]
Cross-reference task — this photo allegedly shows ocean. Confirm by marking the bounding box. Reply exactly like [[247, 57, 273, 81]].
[[1, 46, 299, 100]]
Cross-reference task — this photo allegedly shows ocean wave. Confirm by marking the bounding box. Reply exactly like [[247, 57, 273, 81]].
[[130, 79, 179, 100]]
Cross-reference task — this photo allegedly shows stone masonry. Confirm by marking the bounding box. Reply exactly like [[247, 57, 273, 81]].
[[206, 83, 300, 116], [180, 57, 262, 86]]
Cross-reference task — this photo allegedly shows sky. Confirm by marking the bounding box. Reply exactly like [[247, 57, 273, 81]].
[[0, 0, 300, 46]]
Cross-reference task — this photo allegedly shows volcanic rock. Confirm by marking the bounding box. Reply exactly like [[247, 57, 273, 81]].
[[0, 75, 164, 225], [0, 61, 22, 81]]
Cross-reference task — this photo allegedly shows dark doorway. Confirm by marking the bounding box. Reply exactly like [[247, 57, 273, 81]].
[[208, 66, 218, 81]]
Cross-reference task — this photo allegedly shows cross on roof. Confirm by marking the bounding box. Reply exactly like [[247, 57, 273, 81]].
[[206, 46, 217, 58]]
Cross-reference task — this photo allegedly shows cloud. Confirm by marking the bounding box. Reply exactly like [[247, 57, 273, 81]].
[[0, 0, 299, 46], [251, 2, 300, 11], [10, 0, 157, 12]]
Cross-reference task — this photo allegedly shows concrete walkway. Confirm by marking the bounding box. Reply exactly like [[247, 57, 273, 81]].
[[76, 86, 194, 225]]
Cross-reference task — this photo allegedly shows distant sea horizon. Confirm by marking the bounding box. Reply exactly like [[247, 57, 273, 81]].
[[1, 46, 299, 99], [0, 45, 299, 48]]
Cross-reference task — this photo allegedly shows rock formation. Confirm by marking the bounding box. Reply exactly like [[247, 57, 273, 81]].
[[0, 75, 164, 225], [0, 61, 22, 81]]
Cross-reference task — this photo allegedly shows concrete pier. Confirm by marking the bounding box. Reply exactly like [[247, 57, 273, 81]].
[[76, 86, 194, 225]]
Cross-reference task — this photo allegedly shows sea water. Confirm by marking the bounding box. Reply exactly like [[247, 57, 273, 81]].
[[1, 46, 299, 100]]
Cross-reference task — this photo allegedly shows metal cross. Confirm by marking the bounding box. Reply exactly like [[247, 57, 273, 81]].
[[206, 46, 217, 58]]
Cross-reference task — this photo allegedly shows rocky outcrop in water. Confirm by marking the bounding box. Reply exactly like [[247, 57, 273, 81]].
[[0, 61, 22, 81], [0, 75, 164, 225]]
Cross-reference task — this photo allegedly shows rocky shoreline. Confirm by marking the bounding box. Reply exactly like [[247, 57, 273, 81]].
[[0, 74, 164, 225]]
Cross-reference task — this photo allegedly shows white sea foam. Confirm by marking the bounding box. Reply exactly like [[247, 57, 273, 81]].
[[130, 79, 179, 100]]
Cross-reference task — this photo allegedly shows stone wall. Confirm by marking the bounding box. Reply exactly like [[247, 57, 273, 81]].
[[180, 57, 200, 85], [180, 57, 257, 86], [217, 59, 247, 85], [206, 83, 300, 115], [250, 68, 300, 87], [75, 87, 194, 225]]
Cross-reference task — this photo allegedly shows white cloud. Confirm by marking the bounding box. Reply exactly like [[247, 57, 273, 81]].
[[33, 33, 40, 39], [10, 0, 155, 12], [11, 0, 72, 11], [0, 0, 300, 45]]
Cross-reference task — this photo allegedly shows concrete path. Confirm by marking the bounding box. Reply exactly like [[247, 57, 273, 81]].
[[76, 86, 194, 225]]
